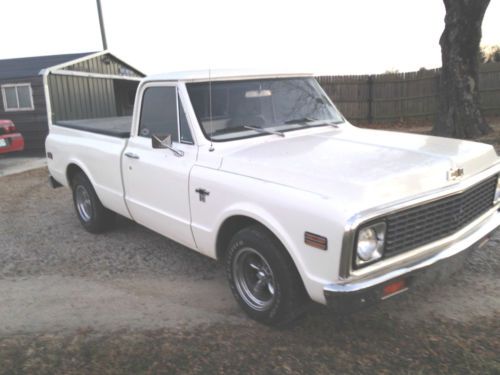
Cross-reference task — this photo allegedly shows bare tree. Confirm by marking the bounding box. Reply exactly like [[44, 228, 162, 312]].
[[433, 0, 491, 138], [480, 45, 500, 63]]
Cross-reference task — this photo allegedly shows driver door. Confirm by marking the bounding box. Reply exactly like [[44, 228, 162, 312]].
[[122, 83, 197, 248]]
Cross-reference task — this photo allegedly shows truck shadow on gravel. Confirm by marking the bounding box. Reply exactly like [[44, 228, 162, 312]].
[[0, 310, 498, 375]]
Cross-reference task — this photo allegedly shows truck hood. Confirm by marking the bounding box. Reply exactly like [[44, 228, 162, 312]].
[[219, 127, 498, 213]]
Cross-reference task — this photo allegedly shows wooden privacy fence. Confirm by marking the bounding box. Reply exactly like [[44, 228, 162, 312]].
[[317, 62, 500, 123]]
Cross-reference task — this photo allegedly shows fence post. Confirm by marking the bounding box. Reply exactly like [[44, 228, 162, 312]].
[[367, 75, 374, 124]]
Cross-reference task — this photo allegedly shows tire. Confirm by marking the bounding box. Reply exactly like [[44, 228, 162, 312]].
[[225, 225, 309, 326], [71, 172, 115, 233]]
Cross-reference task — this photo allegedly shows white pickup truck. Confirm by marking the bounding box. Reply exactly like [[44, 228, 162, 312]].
[[46, 70, 500, 325]]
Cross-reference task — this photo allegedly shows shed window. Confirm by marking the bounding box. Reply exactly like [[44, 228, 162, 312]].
[[1, 84, 34, 111]]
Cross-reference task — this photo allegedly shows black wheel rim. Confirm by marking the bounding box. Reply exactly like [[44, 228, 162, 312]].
[[233, 247, 276, 311]]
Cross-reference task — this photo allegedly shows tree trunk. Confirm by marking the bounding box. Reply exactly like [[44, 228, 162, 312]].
[[433, 0, 491, 139]]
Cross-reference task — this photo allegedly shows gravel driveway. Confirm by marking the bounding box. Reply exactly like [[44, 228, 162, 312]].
[[0, 153, 46, 177], [0, 168, 499, 374]]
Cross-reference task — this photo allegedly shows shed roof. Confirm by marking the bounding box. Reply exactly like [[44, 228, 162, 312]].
[[0, 52, 95, 80]]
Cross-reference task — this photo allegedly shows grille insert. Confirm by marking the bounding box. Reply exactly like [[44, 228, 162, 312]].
[[383, 175, 497, 257]]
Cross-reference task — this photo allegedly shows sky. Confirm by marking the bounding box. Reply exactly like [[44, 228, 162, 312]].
[[1, 0, 499, 76]]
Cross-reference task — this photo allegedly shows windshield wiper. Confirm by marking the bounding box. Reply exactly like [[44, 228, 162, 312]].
[[244, 126, 285, 137], [284, 117, 317, 125], [285, 117, 343, 128], [325, 120, 344, 128]]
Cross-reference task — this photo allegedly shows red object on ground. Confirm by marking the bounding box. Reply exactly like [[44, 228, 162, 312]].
[[382, 279, 408, 299], [0, 120, 25, 154]]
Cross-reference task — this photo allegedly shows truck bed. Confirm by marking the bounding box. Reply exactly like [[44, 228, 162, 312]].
[[55, 116, 132, 138]]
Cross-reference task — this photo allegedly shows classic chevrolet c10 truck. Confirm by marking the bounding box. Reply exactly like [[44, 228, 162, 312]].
[[46, 70, 500, 325]]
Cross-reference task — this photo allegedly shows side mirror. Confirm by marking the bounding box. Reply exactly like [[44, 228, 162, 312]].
[[151, 134, 184, 157], [152, 134, 172, 149]]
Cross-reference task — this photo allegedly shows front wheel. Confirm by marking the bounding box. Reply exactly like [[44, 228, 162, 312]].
[[225, 225, 308, 326]]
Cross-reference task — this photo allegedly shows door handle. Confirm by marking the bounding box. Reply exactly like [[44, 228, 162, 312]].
[[124, 152, 140, 159]]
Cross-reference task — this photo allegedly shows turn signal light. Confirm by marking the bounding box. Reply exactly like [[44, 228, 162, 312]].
[[382, 279, 408, 299], [304, 232, 328, 250]]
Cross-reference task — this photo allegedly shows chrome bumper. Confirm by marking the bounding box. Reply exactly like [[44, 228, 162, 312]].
[[324, 209, 500, 314]]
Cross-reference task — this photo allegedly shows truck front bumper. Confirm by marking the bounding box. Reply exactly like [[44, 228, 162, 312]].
[[323, 209, 500, 314]]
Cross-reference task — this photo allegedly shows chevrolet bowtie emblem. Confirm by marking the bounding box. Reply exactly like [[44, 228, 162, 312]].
[[447, 167, 464, 181]]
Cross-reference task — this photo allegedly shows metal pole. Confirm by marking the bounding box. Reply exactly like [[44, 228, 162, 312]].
[[367, 75, 374, 124], [96, 0, 108, 50]]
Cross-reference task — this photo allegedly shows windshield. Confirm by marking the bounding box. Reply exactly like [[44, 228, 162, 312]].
[[186, 77, 344, 141]]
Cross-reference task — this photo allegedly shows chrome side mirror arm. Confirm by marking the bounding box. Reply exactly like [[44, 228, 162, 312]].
[[152, 134, 185, 157]]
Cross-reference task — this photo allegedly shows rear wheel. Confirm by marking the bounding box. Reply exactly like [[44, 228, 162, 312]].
[[225, 225, 308, 326], [71, 172, 115, 233]]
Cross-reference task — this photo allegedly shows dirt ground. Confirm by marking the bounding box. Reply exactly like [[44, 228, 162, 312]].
[[0, 125, 499, 374]]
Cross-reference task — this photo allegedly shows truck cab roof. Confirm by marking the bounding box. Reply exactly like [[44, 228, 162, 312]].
[[144, 69, 314, 83]]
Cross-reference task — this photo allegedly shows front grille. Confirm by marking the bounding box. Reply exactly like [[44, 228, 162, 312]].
[[383, 175, 497, 256]]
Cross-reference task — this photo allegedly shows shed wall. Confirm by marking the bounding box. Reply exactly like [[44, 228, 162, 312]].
[[62, 54, 142, 78], [48, 75, 118, 122], [48, 53, 142, 123], [0, 76, 47, 151]]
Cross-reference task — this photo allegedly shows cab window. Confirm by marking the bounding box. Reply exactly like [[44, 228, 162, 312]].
[[138, 86, 178, 140], [138, 86, 194, 144]]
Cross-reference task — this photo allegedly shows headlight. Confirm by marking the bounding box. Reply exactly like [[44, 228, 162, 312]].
[[494, 176, 500, 203], [356, 222, 386, 266]]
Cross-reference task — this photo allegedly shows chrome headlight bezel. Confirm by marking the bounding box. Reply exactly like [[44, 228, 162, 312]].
[[355, 222, 386, 267], [494, 175, 500, 204]]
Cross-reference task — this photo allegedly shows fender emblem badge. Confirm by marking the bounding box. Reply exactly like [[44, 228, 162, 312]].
[[447, 168, 464, 181], [195, 188, 210, 202]]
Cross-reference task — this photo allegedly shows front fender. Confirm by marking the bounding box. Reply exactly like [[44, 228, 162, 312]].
[[214, 202, 306, 277], [189, 166, 349, 304]]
